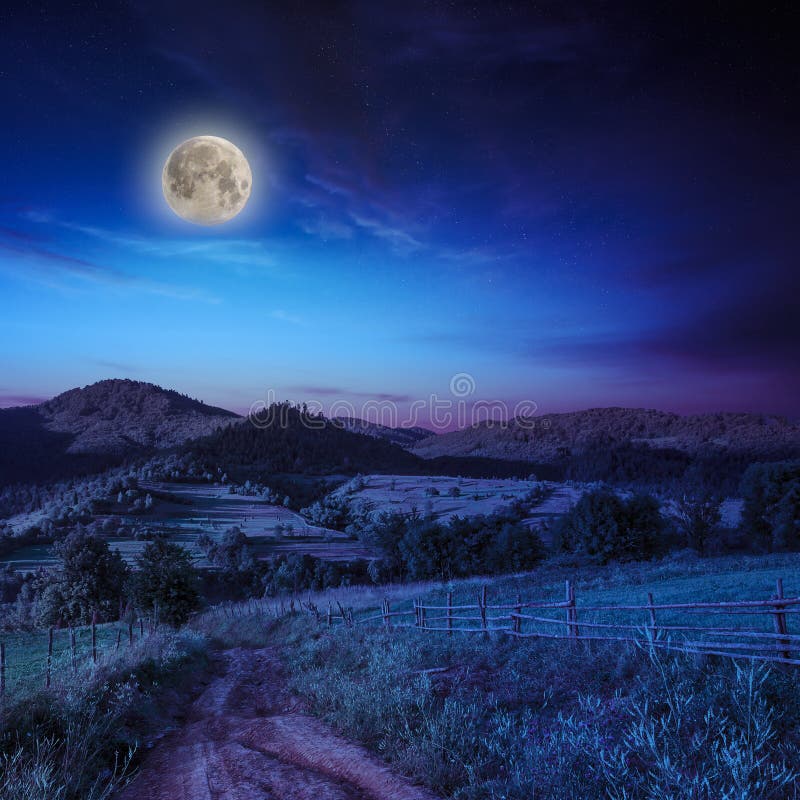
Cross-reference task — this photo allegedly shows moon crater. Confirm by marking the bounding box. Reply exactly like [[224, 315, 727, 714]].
[[162, 136, 252, 225]]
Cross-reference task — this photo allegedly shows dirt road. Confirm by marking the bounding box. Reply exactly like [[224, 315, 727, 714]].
[[117, 647, 439, 800]]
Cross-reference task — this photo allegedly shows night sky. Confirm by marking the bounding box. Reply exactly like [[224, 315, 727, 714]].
[[1, 1, 797, 421]]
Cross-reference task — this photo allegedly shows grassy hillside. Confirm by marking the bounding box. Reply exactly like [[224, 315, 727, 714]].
[[3, 551, 800, 798], [202, 552, 800, 799]]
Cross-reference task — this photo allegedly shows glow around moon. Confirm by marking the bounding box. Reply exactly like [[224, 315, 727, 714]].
[[162, 135, 252, 225]]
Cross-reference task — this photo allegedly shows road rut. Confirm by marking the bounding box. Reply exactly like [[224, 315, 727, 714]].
[[117, 647, 438, 800]]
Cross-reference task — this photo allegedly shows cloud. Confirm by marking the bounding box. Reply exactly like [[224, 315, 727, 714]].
[[286, 385, 413, 403], [92, 359, 140, 374], [349, 214, 424, 254], [270, 309, 306, 326], [0, 240, 221, 303], [0, 393, 48, 408], [15, 212, 282, 275], [298, 215, 354, 241]]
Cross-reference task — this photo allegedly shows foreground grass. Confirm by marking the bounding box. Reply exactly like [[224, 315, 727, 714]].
[[3, 551, 799, 798], [202, 552, 800, 799], [207, 611, 800, 799], [0, 628, 208, 800]]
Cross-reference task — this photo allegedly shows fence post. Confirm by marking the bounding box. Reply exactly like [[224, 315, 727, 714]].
[[773, 578, 791, 662], [128, 621, 134, 647], [140, 618, 144, 639], [565, 580, 579, 639], [382, 599, 390, 628], [564, 580, 572, 638], [514, 594, 522, 635], [116, 629, 122, 651], [327, 603, 332, 627], [647, 592, 658, 641], [480, 585, 488, 636], [447, 591, 453, 636], [414, 598, 420, 628], [46, 626, 53, 689], [91, 612, 97, 664], [570, 582, 579, 639], [0, 642, 5, 698], [70, 627, 76, 674]]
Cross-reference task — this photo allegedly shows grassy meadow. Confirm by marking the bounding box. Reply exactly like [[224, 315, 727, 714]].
[[202, 553, 800, 799]]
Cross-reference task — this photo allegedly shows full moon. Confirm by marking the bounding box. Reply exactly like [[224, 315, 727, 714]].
[[161, 135, 252, 225]]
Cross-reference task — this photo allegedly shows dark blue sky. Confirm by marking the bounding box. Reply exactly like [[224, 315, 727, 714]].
[[1, 1, 797, 421]]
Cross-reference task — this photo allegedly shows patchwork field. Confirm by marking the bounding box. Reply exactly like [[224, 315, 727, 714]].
[[1, 476, 747, 574], [1, 482, 370, 573], [329, 474, 545, 520]]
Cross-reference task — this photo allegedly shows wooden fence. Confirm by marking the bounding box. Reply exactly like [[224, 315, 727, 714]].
[[308, 578, 800, 668], [0, 612, 158, 698]]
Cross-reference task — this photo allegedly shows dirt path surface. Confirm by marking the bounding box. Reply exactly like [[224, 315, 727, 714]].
[[117, 648, 439, 800]]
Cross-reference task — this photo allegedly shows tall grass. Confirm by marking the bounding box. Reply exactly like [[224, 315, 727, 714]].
[[0, 629, 207, 800], [210, 609, 800, 799]]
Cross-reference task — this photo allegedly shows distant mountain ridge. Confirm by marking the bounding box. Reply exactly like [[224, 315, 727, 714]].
[[3, 381, 799, 489], [38, 379, 239, 454], [0, 380, 239, 485], [333, 416, 435, 448], [411, 407, 800, 463]]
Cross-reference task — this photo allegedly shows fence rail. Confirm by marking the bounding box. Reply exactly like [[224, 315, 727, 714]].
[[306, 577, 800, 668]]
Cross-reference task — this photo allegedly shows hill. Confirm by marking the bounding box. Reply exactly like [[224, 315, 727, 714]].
[[411, 407, 800, 463], [181, 404, 543, 484], [183, 404, 426, 478], [333, 416, 435, 448], [0, 380, 238, 486]]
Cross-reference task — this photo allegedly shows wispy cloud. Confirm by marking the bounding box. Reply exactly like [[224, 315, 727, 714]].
[[92, 359, 140, 374], [21, 212, 281, 273], [270, 309, 306, 326], [349, 213, 424, 254], [286, 385, 413, 403], [0, 240, 221, 303], [0, 393, 48, 408], [298, 215, 354, 241]]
